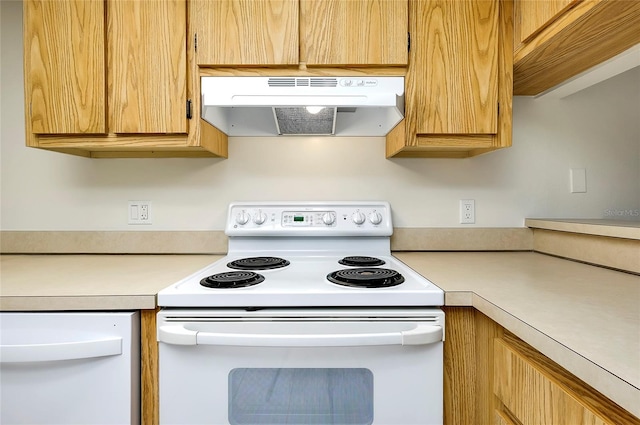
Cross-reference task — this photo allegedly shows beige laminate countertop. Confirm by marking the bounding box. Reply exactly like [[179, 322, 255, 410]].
[[1, 252, 639, 417], [0, 254, 222, 310], [395, 251, 640, 418]]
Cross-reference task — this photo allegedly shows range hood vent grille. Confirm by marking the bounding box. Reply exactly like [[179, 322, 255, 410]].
[[273, 107, 337, 135], [268, 78, 296, 87], [267, 77, 338, 88], [310, 78, 338, 87]]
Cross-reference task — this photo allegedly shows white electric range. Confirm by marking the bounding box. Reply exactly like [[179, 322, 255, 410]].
[[157, 201, 445, 425]]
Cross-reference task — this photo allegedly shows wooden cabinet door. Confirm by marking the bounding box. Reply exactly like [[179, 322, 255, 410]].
[[191, 0, 299, 66], [494, 410, 518, 425], [25, 0, 106, 134], [300, 0, 408, 66], [494, 339, 612, 425], [108, 0, 187, 133], [407, 0, 498, 136], [515, 0, 576, 44]]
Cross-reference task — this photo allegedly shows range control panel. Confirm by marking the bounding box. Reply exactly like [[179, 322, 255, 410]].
[[226, 202, 392, 236]]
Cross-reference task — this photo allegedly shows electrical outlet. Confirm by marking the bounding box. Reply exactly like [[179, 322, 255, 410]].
[[460, 199, 475, 224], [128, 201, 152, 225]]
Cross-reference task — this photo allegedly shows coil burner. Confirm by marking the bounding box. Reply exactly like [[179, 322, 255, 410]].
[[200, 271, 265, 289], [327, 268, 404, 288], [338, 256, 386, 267], [227, 257, 290, 271]]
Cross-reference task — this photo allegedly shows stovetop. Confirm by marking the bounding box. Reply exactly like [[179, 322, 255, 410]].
[[157, 253, 443, 307], [157, 202, 444, 308]]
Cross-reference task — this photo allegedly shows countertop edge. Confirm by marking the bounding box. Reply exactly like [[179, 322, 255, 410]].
[[0, 295, 157, 311], [526, 218, 640, 240]]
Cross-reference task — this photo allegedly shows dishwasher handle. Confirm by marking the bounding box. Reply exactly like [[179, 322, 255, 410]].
[[158, 324, 443, 347], [0, 338, 122, 363]]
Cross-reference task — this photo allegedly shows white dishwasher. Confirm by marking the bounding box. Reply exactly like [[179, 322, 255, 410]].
[[0, 311, 140, 425]]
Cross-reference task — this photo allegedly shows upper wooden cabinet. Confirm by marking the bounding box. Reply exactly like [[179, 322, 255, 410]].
[[190, 0, 299, 66], [191, 0, 408, 67], [514, 0, 640, 95], [386, 0, 513, 158], [26, 0, 186, 135], [24, 0, 226, 158], [515, 0, 575, 44], [300, 0, 408, 66], [108, 0, 188, 134], [26, 1, 106, 135]]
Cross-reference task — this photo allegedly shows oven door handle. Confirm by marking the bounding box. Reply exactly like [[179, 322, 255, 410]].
[[158, 324, 443, 347]]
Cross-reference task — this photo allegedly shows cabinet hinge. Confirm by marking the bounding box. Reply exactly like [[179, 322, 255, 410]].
[[407, 32, 411, 52], [194, 33, 198, 52], [186, 99, 192, 119]]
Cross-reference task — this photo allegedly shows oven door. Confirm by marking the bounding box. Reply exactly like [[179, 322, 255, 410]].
[[158, 311, 444, 425]]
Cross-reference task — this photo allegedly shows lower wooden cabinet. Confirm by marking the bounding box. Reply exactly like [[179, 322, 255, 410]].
[[443, 307, 640, 425], [493, 337, 636, 425]]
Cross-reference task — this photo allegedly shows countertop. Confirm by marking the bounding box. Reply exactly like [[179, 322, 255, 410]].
[[1, 252, 638, 417], [0, 254, 222, 310], [395, 251, 640, 418]]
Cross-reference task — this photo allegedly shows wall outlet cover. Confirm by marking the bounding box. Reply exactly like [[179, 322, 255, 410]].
[[460, 199, 475, 224], [128, 201, 152, 225]]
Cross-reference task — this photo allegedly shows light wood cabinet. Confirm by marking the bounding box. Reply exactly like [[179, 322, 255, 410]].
[[24, 0, 226, 158], [141, 310, 159, 425], [300, 0, 408, 66], [494, 409, 518, 425], [190, 0, 299, 66], [25, 0, 106, 135], [515, 0, 575, 44], [386, 0, 513, 158], [514, 0, 640, 95], [493, 335, 640, 425], [443, 307, 640, 425], [191, 0, 408, 67], [108, 0, 187, 134]]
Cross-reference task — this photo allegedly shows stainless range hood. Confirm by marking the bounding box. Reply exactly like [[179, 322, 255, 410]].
[[200, 76, 404, 136]]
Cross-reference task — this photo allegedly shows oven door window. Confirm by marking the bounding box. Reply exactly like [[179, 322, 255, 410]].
[[228, 368, 373, 425]]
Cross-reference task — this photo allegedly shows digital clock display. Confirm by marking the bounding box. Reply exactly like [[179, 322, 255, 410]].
[[293, 216, 305, 222]]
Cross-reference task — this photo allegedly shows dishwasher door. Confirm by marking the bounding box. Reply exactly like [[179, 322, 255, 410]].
[[0, 312, 140, 425]]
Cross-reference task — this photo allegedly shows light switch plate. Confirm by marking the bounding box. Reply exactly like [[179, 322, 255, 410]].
[[570, 169, 587, 193]]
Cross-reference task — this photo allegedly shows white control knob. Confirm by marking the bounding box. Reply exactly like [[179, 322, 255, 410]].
[[253, 210, 267, 225], [369, 211, 383, 225], [352, 211, 366, 225], [322, 212, 336, 225], [235, 211, 250, 225]]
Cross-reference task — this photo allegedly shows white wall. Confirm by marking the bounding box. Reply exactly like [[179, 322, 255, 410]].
[[2, 1, 639, 231]]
